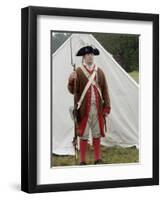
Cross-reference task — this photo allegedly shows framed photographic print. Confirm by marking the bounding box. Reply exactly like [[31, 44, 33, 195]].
[[21, 6, 159, 193]]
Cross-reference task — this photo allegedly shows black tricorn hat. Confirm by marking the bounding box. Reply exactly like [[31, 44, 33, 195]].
[[76, 45, 100, 56]]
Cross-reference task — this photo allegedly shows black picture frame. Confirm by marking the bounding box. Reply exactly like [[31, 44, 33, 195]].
[[21, 6, 159, 193]]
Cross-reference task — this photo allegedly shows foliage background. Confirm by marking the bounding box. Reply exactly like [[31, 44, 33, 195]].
[[51, 32, 139, 73]]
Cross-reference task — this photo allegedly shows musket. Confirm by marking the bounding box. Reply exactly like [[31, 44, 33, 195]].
[[70, 36, 78, 161]]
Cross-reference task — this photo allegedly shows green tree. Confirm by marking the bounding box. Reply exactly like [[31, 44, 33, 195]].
[[93, 33, 139, 72], [51, 32, 71, 54]]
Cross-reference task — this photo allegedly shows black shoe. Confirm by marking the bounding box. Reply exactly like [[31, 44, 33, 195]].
[[80, 161, 87, 165], [94, 159, 103, 164]]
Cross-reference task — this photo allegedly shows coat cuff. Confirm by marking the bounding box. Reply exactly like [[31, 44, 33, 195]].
[[102, 106, 111, 115]]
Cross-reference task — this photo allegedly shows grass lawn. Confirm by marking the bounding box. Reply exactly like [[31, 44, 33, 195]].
[[128, 70, 139, 83], [52, 145, 139, 167]]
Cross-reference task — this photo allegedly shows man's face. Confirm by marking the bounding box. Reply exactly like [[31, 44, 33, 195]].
[[83, 53, 94, 64]]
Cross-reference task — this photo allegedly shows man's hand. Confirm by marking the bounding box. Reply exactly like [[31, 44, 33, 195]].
[[103, 113, 108, 118], [69, 71, 77, 82]]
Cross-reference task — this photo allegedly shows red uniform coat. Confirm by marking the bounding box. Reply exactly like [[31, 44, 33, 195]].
[[68, 64, 111, 137]]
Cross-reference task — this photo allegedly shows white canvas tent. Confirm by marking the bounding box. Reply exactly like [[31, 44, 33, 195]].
[[52, 33, 139, 155]]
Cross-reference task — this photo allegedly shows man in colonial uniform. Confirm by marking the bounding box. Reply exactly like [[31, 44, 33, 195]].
[[67, 45, 111, 165]]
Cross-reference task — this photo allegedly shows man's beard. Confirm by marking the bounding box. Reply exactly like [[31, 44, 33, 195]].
[[87, 62, 93, 66], [86, 60, 93, 66]]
